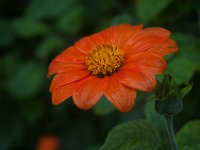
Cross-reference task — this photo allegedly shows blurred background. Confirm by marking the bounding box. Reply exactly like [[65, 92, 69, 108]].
[[0, 0, 200, 149]]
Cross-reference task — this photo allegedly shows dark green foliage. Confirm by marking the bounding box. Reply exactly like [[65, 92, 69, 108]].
[[6, 62, 45, 99], [177, 121, 200, 148], [0, 20, 14, 47], [145, 102, 167, 139], [136, 0, 172, 22], [0, 0, 200, 149], [12, 18, 49, 38], [167, 57, 196, 84], [25, 0, 78, 19], [35, 36, 66, 60], [56, 5, 85, 35], [93, 96, 115, 116], [100, 120, 161, 150], [181, 144, 200, 150]]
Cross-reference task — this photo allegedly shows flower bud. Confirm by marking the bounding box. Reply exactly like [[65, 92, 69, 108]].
[[155, 74, 183, 116]]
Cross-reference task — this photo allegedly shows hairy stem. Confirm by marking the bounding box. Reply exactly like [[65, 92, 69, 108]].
[[164, 115, 179, 150]]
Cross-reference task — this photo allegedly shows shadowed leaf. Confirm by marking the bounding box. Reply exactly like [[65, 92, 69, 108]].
[[136, 0, 172, 22], [100, 120, 161, 150], [177, 120, 200, 148]]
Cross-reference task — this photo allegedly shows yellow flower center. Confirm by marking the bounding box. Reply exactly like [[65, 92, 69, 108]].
[[86, 44, 124, 78]]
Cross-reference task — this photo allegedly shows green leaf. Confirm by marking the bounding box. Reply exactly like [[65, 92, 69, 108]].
[[1, 52, 22, 79], [0, 20, 14, 47], [93, 96, 115, 116], [145, 102, 168, 140], [180, 84, 192, 98], [146, 94, 157, 102], [35, 36, 66, 59], [6, 62, 45, 100], [156, 74, 164, 82], [167, 57, 196, 84], [12, 18, 49, 38], [25, 0, 77, 19], [136, 0, 172, 22], [176, 120, 200, 148], [181, 144, 200, 150], [100, 120, 161, 150], [56, 5, 85, 35], [110, 13, 133, 25], [172, 33, 200, 68]]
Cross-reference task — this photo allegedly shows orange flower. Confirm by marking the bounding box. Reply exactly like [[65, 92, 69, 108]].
[[48, 24, 177, 112], [36, 135, 60, 150]]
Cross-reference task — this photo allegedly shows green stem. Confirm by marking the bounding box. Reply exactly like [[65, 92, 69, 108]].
[[164, 115, 179, 150]]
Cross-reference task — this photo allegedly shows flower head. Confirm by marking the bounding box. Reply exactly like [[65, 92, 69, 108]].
[[155, 74, 191, 116], [48, 24, 177, 112]]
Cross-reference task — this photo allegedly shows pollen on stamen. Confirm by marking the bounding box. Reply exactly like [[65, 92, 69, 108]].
[[86, 44, 124, 77]]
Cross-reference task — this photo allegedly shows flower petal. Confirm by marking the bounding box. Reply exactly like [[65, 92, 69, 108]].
[[104, 76, 136, 112], [100, 24, 143, 48], [146, 39, 178, 56], [48, 47, 87, 77], [52, 82, 75, 105], [48, 61, 87, 77], [74, 24, 143, 55], [125, 27, 171, 56], [89, 32, 105, 46], [74, 34, 101, 55], [73, 76, 108, 110], [118, 66, 157, 92], [53, 46, 86, 63], [126, 52, 167, 74], [50, 69, 90, 91]]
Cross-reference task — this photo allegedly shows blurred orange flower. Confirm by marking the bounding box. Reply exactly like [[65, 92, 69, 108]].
[[36, 135, 60, 150], [48, 24, 177, 112]]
